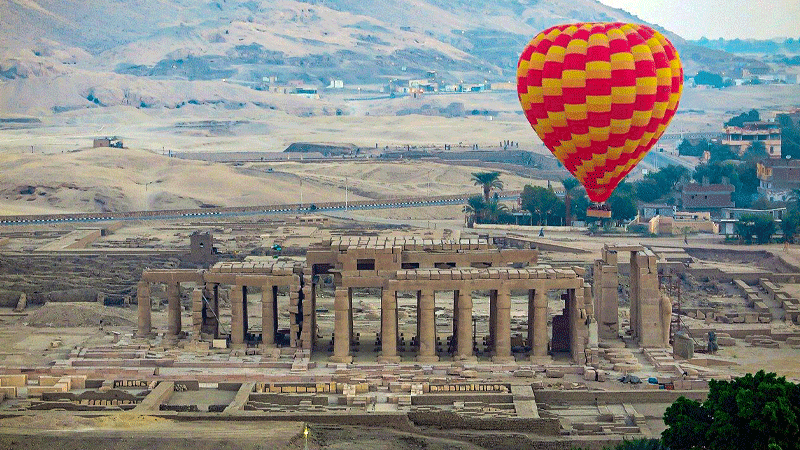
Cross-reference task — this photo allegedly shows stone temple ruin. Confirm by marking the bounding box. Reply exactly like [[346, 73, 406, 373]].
[[4, 225, 798, 448], [136, 238, 670, 364]]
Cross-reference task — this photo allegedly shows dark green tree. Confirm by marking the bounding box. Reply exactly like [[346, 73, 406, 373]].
[[471, 172, 503, 202], [694, 71, 724, 88], [725, 109, 760, 127], [781, 210, 800, 244], [662, 396, 713, 449], [608, 194, 637, 223], [664, 371, 800, 450], [635, 178, 662, 203], [562, 177, 581, 192], [483, 194, 509, 224], [735, 213, 776, 244], [521, 185, 561, 225], [708, 141, 738, 162], [463, 195, 486, 224], [777, 114, 800, 160], [678, 139, 704, 157], [743, 140, 768, 161]]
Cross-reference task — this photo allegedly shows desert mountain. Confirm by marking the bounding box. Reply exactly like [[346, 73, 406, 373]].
[[0, 0, 764, 115]]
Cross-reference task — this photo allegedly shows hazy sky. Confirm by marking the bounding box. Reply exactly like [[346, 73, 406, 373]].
[[598, 0, 800, 40]]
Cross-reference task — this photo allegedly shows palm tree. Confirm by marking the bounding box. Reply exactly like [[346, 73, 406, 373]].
[[484, 195, 509, 223], [561, 177, 581, 225], [463, 195, 486, 224], [471, 172, 503, 202]]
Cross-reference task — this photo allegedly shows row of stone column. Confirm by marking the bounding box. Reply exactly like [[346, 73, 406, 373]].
[[137, 281, 182, 338], [332, 287, 550, 362], [137, 281, 283, 348]]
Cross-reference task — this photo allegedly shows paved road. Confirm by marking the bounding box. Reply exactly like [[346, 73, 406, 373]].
[[0, 193, 521, 227]]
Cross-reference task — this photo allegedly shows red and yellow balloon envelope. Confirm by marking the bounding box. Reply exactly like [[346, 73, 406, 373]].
[[517, 23, 683, 204]]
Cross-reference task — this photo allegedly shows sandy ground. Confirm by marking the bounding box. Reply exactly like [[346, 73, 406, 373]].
[[0, 147, 541, 215], [0, 416, 306, 450]]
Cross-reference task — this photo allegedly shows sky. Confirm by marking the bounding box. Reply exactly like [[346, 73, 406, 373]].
[[598, 0, 800, 40]]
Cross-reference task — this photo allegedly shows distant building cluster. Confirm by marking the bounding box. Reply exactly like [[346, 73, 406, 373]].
[[93, 137, 123, 148], [722, 121, 782, 158]]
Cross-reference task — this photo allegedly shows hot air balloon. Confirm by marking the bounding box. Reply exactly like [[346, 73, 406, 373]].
[[517, 23, 683, 218]]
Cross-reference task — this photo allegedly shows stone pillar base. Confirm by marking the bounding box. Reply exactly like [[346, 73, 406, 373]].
[[491, 355, 515, 363], [378, 355, 401, 363], [529, 355, 553, 364], [231, 343, 247, 350], [417, 355, 440, 363], [329, 355, 353, 363]]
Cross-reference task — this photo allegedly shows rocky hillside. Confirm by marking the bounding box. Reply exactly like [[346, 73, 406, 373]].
[[0, 0, 764, 115]]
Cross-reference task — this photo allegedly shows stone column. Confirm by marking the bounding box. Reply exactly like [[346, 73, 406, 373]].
[[594, 250, 620, 340], [488, 290, 497, 352], [212, 284, 220, 338], [191, 288, 203, 340], [632, 250, 665, 347], [230, 285, 245, 347], [417, 289, 438, 362], [379, 289, 400, 363], [456, 290, 475, 361], [348, 287, 354, 347], [629, 251, 639, 338], [331, 287, 352, 363], [532, 289, 549, 359], [492, 288, 513, 362], [242, 286, 249, 339], [261, 284, 275, 348], [166, 282, 181, 337], [527, 289, 534, 349], [452, 290, 459, 351], [136, 281, 151, 337]]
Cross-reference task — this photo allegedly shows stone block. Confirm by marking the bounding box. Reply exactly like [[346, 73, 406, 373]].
[[0, 386, 17, 398], [0, 374, 27, 387], [545, 368, 565, 378], [212, 339, 228, 349], [38, 376, 61, 387]]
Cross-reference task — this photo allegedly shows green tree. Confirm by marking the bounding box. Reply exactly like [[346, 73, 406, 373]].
[[608, 194, 637, 223], [635, 178, 662, 203], [574, 439, 669, 450], [781, 210, 800, 244], [725, 109, 760, 127], [562, 177, 581, 225], [571, 190, 590, 222], [663, 371, 800, 450], [743, 140, 768, 161], [562, 177, 581, 192], [463, 195, 486, 224], [521, 185, 561, 225], [735, 213, 776, 244], [694, 70, 724, 88], [637, 164, 690, 203], [471, 172, 503, 202], [777, 114, 800, 159], [483, 194, 509, 224], [789, 189, 800, 211], [708, 141, 738, 162], [678, 139, 703, 157], [735, 160, 760, 207]]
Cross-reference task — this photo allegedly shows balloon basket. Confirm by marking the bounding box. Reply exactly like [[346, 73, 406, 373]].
[[586, 208, 612, 219]]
